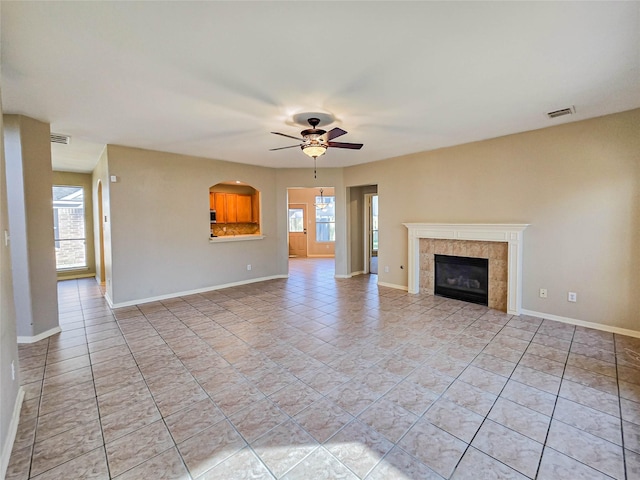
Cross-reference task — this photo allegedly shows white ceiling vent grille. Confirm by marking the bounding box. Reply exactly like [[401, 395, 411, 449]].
[[50, 133, 71, 145], [547, 106, 575, 119]]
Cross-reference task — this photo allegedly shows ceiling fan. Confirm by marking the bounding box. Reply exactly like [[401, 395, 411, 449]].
[[270, 117, 363, 177]]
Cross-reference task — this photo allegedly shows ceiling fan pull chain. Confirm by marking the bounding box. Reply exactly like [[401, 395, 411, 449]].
[[314, 157, 317, 179]]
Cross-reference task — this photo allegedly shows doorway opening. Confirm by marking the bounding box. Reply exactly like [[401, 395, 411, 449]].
[[287, 187, 336, 276], [364, 193, 378, 275]]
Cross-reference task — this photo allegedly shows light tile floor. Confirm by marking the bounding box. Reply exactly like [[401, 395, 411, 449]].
[[6, 258, 640, 479]]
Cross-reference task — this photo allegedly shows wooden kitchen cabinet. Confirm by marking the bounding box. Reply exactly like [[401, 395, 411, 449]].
[[214, 193, 227, 223], [211, 191, 259, 224], [236, 195, 252, 223], [251, 194, 259, 223], [226, 194, 238, 223]]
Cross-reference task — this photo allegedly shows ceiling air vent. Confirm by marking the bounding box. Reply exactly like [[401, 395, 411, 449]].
[[547, 106, 575, 119], [50, 133, 71, 145]]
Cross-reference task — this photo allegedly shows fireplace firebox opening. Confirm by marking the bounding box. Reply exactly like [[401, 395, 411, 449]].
[[434, 254, 489, 306]]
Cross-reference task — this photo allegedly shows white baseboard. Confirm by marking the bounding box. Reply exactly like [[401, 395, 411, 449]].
[[307, 254, 335, 258], [377, 281, 409, 291], [104, 292, 115, 309], [17, 326, 62, 344], [108, 275, 289, 308], [57, 272, 96, 281], [521, 309, 640, 339], [335, 270, 365, 279], [1, 387, 24, 480]]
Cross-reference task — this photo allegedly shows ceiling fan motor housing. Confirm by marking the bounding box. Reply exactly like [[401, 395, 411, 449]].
[[301, 118, 326, 138]]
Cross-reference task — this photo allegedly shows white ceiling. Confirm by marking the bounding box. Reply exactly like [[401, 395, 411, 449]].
[[2, 2, 639, 173]]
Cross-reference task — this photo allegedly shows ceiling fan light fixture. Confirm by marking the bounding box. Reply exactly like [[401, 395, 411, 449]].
[[271, 117, 362, 176], [302, 144, 327, 158]]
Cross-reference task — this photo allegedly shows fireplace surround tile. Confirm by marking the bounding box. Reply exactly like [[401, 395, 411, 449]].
[[419, 238, 508, 311], [405, 223, 529, 315], [489, 260, 508, 282], [403, 223, 529, 315]]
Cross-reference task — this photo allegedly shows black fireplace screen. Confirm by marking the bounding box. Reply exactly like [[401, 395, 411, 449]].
[[434, 254, 489, 305]]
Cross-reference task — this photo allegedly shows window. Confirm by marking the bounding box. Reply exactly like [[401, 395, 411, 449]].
[[315, 195, 335, 242], [288, 208, 304, 232], [52, 186, 86, 269]]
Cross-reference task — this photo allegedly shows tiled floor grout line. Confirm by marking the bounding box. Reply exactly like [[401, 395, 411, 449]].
[[36, 307, 600, 480], [75, 282, 116, 480], [27, 332, 50, 480], [615, 334, 628, 480], [436, 314, 543, 479], [531, 324, 575, 480], [334, 308, 513, 478], [11, 265, 639, 480], [147, 295, 466, 478], [164, 301, 338, 479], [35, 283, 92, 480], [110, 307, 188, 478], [117, 302, 303, 479], [147, 304, 280, 479], [34, 285, 92, 478]]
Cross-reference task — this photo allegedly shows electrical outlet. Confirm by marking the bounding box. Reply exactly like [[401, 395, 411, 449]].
[[11, 361, 15, 381], [539, 288, 547, 298], [384, 266, 389, 273], [568, 292, 577, 302], [247, 264, 251, 271]]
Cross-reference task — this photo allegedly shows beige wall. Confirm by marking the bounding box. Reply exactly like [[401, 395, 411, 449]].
[[0, 82, 21, 478], [52, 171, 96, 279], [104, 145, 281, 305], [287, 187, 336, 257], [96, 109, 639, 333], [345, 109, 640, 331], [97, 149, 351, 305]]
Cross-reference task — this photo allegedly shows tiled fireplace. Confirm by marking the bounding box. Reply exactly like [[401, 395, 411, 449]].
[[404, 224, 529, 315]]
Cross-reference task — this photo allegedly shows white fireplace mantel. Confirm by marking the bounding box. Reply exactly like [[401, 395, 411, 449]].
[[403, 223, 529, 315]]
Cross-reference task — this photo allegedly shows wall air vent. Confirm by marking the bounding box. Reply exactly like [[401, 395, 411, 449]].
[[547, 106, 575, 119], [50, 133, 71, 145]]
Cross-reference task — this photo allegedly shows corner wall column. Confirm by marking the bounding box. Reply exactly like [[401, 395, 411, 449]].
[[4, 115, 60, 341]]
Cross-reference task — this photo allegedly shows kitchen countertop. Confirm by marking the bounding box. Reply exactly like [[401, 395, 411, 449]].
[[209, 234, 265, 243]]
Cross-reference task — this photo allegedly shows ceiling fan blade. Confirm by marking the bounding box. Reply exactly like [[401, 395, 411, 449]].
[[271, 132, 304, 142], [327, 127, 348, 140], [269, 145, 300, 151], [328, 141, 364, 150]]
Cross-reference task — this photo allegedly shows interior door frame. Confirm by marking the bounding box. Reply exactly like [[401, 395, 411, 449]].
[[288, 203, 308, 258], [97, 180, 106, 284], [363, 193, 375, 274]]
